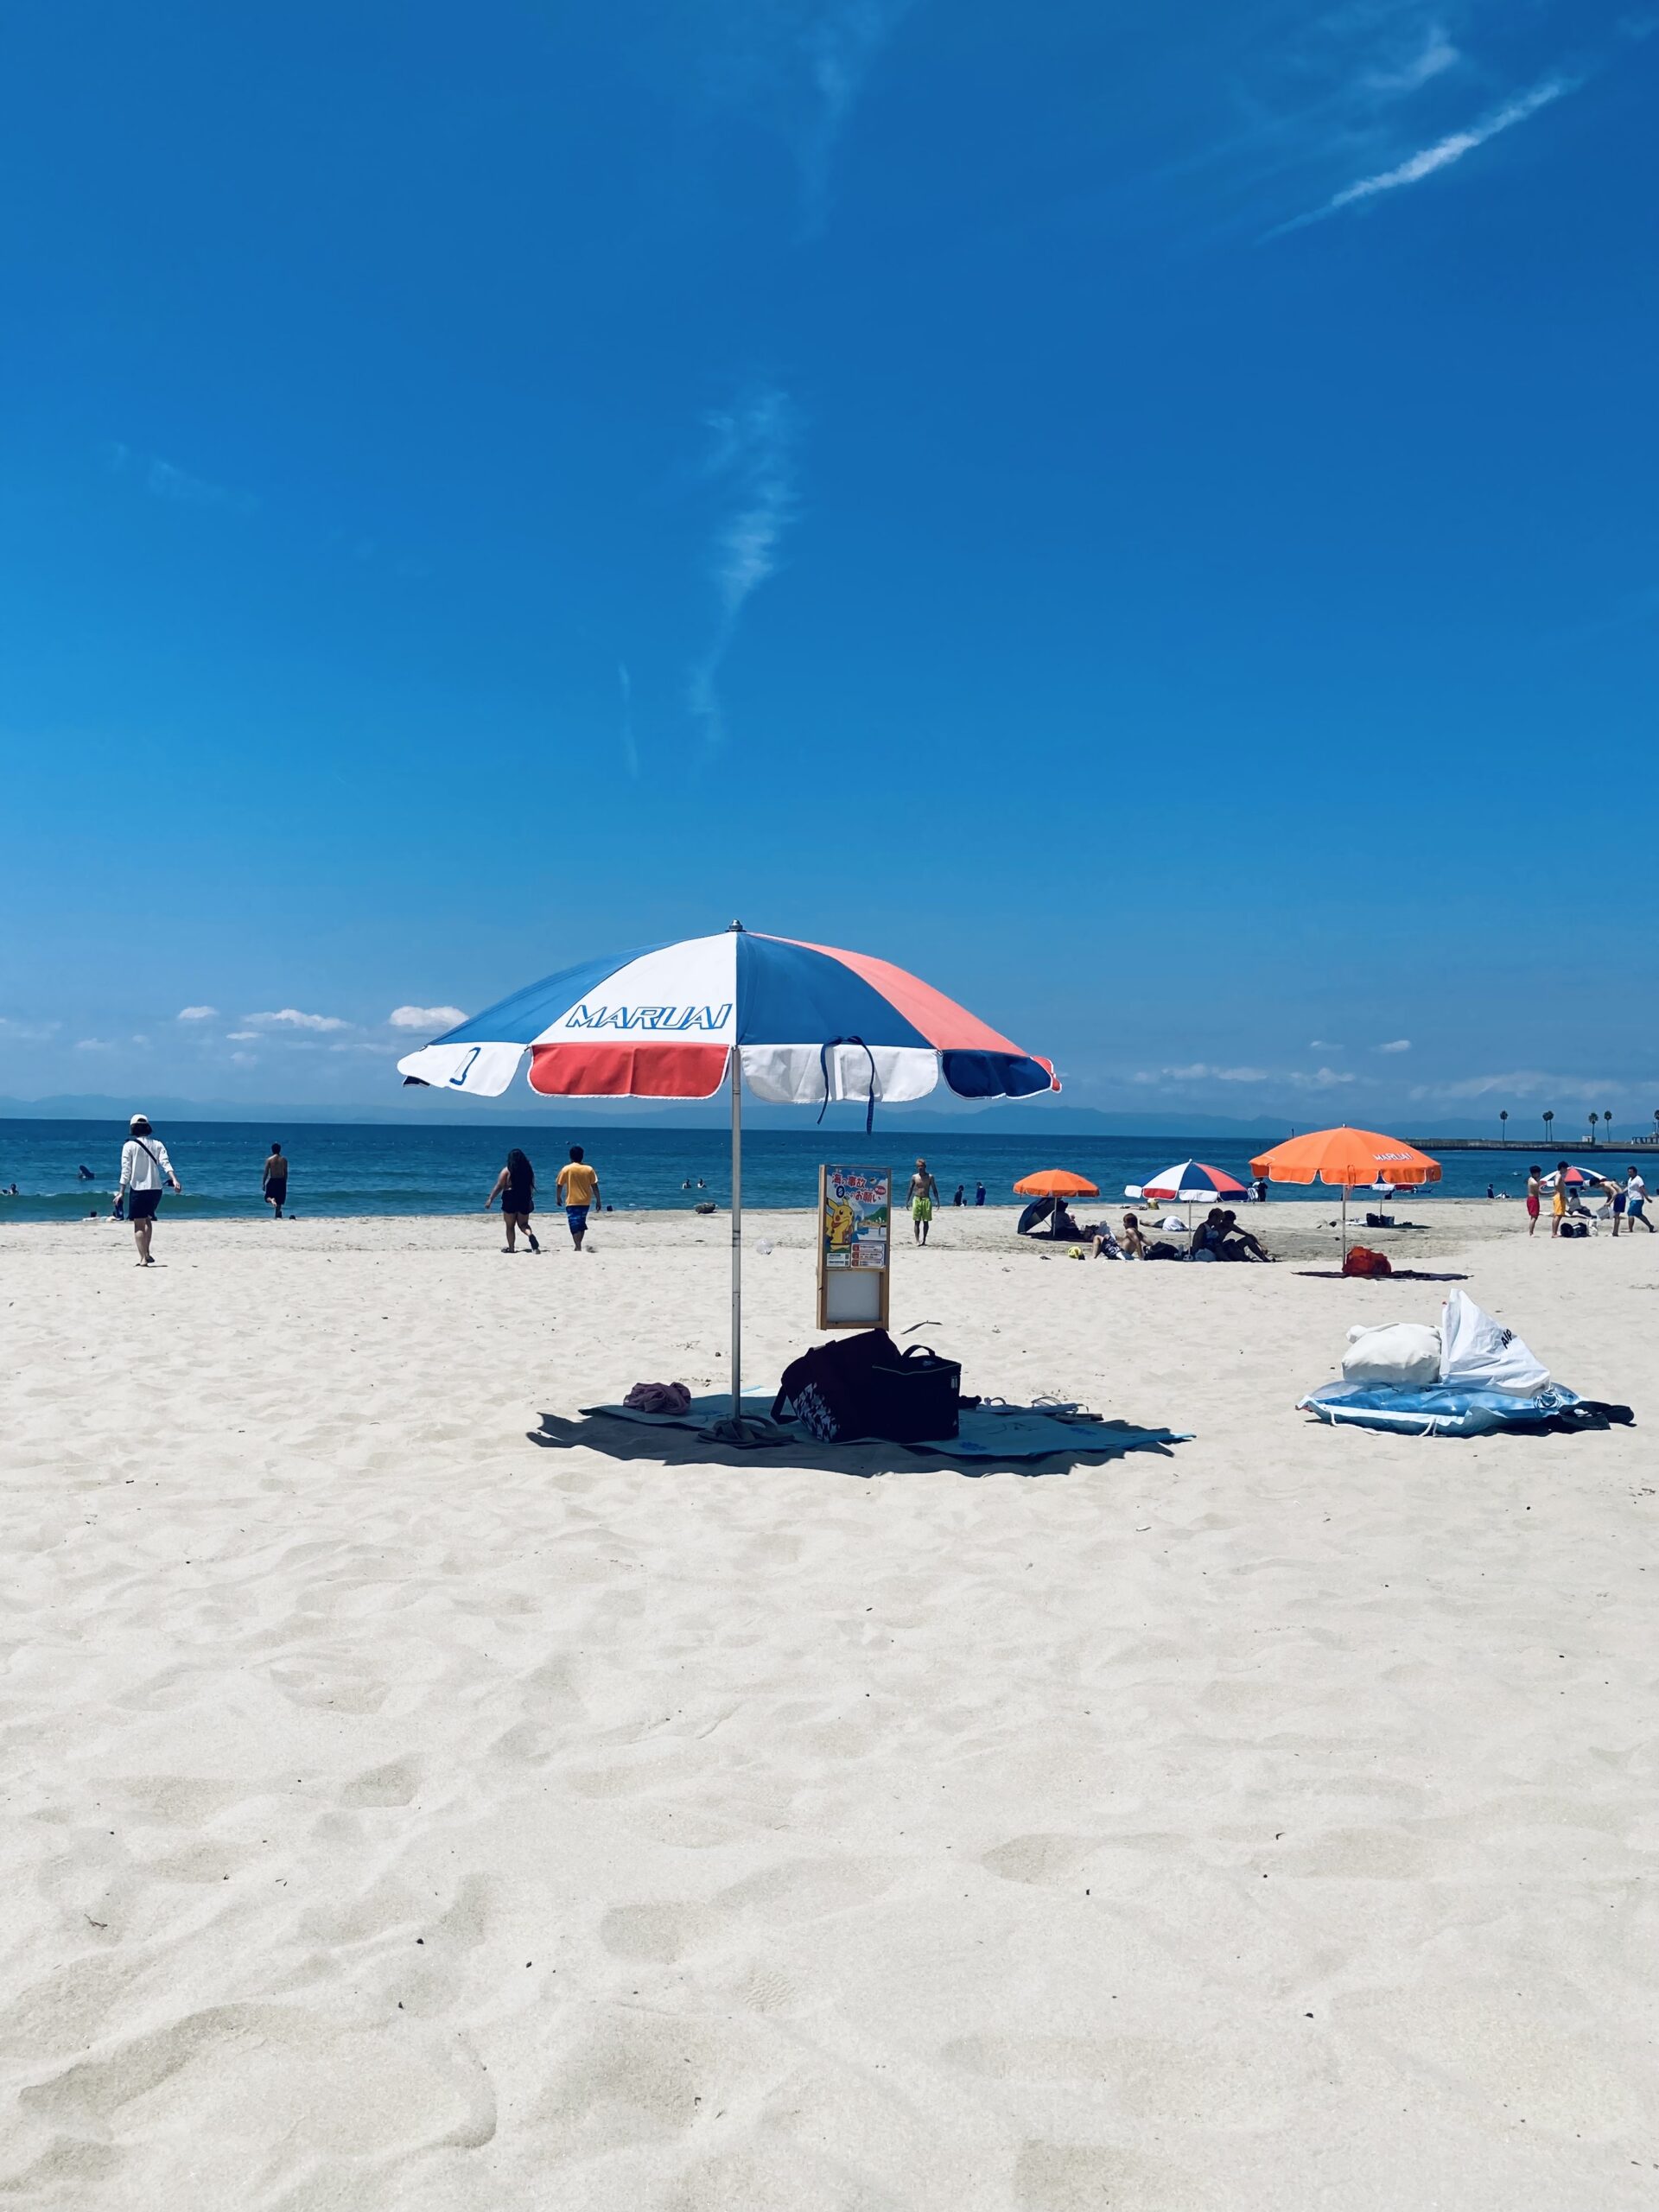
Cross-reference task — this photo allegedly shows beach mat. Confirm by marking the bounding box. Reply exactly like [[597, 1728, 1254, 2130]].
[[1294, 1269, 1469, 1281], [576, 1390, 1189, 1464]]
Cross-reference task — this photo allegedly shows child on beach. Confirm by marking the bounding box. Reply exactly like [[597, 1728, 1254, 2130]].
[[1526, 1166, 1541, 1236]]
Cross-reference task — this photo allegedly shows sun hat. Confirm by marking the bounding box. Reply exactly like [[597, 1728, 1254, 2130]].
[[130, 1113, 151, 1130]]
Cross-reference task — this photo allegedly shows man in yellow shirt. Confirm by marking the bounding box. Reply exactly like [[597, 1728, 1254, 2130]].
[[555, 1145, 601, 1249]]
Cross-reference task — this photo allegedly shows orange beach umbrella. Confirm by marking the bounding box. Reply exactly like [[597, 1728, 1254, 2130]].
[[1013, 1168, 1100, 1198], [1250, 1128, 1440, 1190], [1250, 1127, 1440, 1261]]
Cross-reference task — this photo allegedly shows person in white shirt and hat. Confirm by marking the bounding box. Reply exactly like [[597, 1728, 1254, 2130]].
[[116, 1114, 181, 1266]]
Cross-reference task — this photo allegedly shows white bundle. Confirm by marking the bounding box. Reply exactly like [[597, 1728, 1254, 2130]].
[[1342, 1322, 1443, 1389]]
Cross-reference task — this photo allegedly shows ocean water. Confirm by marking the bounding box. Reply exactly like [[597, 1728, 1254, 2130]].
[[0, 1117, 1544, 1222]]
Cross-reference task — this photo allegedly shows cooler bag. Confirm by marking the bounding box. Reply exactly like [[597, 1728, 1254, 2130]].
[[867, 1343, 962, 1442]]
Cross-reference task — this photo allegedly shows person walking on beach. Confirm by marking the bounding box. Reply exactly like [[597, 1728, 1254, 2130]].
[[263, 1141, 289, 1219], [952, 1184, 965, 1207], [555, 1144, 600, 1249], [1525, 1166, 1542, 1236], [1625, 1166, 1653, 1232], [116, 1114, 181, 1266], [974, 1179, 985, 1206], [907, 1157, 939, 1245], [486, 1147, 540, 1252]]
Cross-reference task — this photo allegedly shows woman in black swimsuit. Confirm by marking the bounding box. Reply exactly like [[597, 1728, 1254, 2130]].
[[486, 1147, 539, 1252]]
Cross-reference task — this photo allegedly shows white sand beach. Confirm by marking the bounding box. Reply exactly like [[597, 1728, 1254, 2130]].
[[2, 1199, 1655, 2209]]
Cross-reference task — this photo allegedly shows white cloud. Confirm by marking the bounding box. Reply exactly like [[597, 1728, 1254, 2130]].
[[245, 1007, 349, 1032], [1366, 25, 1459, 95], [1135, 1061, 1355, 1090], [176, 1005, 219, 1021], [1272, 75, 1576, 236], [798, 1, 917, 229], [1376, 1039, 1412, 1054], [105, 442, 257, 514], [1412, 1071, 1630, 1103], [0, 1016, 60, 1041], [688, 387, 796, 753], [75, 1038, 114, 1052], [226, 1030, 259, 1041], [230, 1052, 257, 1067], [1308, 1039, 1342, 1051], [388, 1004, 467, 1032]]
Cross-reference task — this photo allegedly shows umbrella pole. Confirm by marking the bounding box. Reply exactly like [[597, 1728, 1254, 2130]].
[[729, 1045, 743, 1418], [1341, 1185, 1348, 1265]]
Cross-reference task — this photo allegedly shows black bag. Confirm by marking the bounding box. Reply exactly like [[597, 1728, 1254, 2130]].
[[772, 1328, 900, 1442], [867, 1343, 961, 1442]]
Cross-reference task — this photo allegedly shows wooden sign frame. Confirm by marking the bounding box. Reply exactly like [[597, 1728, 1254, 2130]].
[[817, 1163, 893, 1332]]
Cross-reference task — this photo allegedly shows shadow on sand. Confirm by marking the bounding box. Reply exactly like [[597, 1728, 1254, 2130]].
[[526, 1410, 1185, 1480]]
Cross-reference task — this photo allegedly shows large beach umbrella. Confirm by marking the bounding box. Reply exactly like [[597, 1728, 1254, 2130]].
[[397, 922, 1054, 1421], [1012, 1168, 1099, 1239], [1126, 1159, 1247, 1224], [1250, 1126, 1440, 1261]]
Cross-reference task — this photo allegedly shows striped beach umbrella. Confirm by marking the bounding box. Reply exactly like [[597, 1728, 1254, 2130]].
[[397, 922, 1055, 1421], [1128, 1160, 1248, 1205]]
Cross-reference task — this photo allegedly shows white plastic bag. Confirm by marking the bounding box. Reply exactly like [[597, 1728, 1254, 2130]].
[[1438, 1289, 1549, 1394], [1342, 1321, 1442, 1388]]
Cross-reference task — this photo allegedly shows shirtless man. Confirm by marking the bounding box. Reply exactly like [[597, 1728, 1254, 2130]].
[[907, 1158, 939, 1245]]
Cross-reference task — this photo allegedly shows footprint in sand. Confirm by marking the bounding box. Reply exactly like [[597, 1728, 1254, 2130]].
[[1014, 2139, 1195, 2211], [340, 1757, 423, 1809], [600, 1902, 722, 1964], [981, 1834, 1099, 1887]]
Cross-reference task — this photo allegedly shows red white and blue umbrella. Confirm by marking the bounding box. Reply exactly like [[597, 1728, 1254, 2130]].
[[398, 922, 1054, 1423], [1127, 1160, 1248, 1205]]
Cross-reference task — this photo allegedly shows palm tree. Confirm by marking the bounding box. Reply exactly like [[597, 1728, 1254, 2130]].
[[1604, 1111, 1614, 1142], [1588, 1112, 1598, 1145], [1543, 1109, 1554, 1146], [1499, 1109, 1509, 1143]]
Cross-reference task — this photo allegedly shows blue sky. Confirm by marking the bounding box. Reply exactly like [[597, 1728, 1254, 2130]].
[[3, 0, 1656, 1128]]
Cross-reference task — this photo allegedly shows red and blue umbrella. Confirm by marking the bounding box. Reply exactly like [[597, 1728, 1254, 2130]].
[[398, 924, 1054, 1109], [398, 922, 1054, 1421], [1128, 1160, 1248, 1205]]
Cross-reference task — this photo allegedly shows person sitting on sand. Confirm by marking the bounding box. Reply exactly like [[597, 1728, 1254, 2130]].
[[1190, 1208, 1227, 1261], [556, 1145, 600, 1249], [1118, 1211, 1147, 1259], [486, 1147, 540, 1252], [116, 1113, 181, 1267], [1214, 1208, 1270, 1262]]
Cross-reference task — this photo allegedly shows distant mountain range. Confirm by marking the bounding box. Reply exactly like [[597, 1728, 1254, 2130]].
[[3, 1090, 1301, 1137], [1, 1090, 1586, 1142]]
